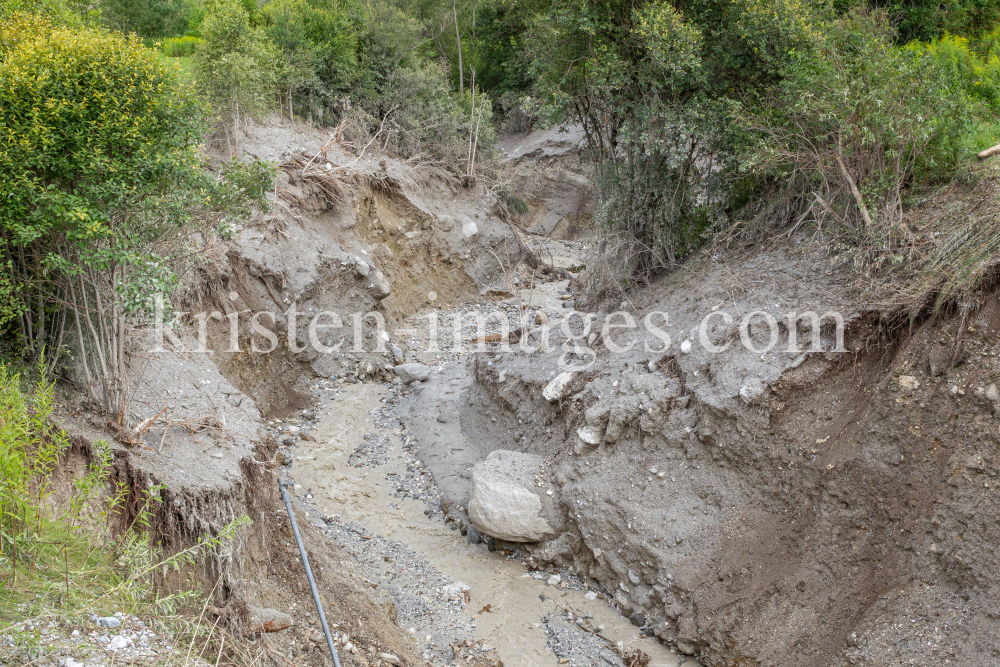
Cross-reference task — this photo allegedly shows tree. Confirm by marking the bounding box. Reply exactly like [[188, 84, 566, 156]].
[[527, 0, 819, 288], [262, 0, 358, 124], [0, 15, 209, 421], [194, 0, 277, 156], [97, 0, 180, 38]]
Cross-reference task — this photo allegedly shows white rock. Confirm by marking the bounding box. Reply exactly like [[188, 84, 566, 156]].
[[462, 219, 478, 237], [543, 372, 576, 402], [353, 258, 370, 277], [394, 363, 431, 384], [585, 590, 598, 600], [547, 574, 561, 586], [898, 375, 920, 390], [628, 570, 641, 585], [106, 635, 132, 651], [468, 450, 555, 542], [680, 339, 692, 354], [378, 653, 402, 666], [739, 378, 766, 402], [96, 617, 120, 628], [66, 659, 85, 667], [986, 383, 999, 402], [442, 581, 470, 601], [576, 425, 602, 445]]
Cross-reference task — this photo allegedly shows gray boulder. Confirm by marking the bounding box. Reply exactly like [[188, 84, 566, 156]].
[[468, 450, 557, 542], [394, 363, 431, 384]]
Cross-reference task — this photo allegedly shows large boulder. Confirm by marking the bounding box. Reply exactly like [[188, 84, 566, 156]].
[[394, 363, 431, 384], [468, 450, 559, 542]]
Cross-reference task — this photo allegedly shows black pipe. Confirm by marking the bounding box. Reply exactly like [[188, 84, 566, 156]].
[[279, 481, 342, 667]]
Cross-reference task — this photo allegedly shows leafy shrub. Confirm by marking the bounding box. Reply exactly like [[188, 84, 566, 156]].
[[0, 16, 211, 414], [748, 9, 976, 268], [162, 34, 202, 56], [0, 366, 68, 555], [193, 0, 277, 156]]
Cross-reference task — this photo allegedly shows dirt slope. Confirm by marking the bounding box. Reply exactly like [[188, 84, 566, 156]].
[[405, 234, 1000, 666]]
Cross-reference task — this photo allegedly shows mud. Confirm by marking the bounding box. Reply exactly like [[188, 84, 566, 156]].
[[286, 380, 689, 667]]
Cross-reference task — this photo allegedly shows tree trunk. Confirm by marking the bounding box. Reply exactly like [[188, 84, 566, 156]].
[[233, 90, 240, 158], [453, 0, 463, 93]]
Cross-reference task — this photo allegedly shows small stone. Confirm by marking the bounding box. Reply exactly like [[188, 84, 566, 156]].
[[467, 525, 481, 544], [547, 574, 561, 586], [986, 383, 1000, 402], [542, 372, 575, 402], [680, 339, 692, 354], [96, 617, 120, 628], [628, 570, 641, 585], [898, 375, 920, 390], [629, 611, 646, 627], [585, 591, 598, 600], [107, 635, 132, 650], [442, 582, 471, 601], [378, 653, 402, 666]]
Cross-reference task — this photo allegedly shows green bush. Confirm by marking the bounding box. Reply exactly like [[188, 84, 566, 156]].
[[162, 34, 202, 56], [0, 366, 68, 555], [748, 9, 976, 268], [0, 15, 211, 413]]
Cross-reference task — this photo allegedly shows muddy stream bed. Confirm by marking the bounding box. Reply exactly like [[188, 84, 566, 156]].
[[278, 240, 694, 667]]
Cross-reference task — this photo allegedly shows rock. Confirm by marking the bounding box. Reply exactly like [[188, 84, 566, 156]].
[[576, 425, 602, 445], [246, 605, 294, 633], [928, 344, 952, 377], [543, 372, 575, 402], [378, 653, 402, 666], [987, 383, 1000, 403], [467, 525, 481, 544], [300, 432, 316, 442], [96, 617, 120, 628], [394, 363, 431, 384], [66, 659, 85, 667], [680, 339, 692, 353], [629, 611, 646, 627], [310, 632, 324, 643], [898, 375, 920, 390], [627, 569, 641, 585], [443, 581, 471, 602], [468, 450, 556, 542], [343, 642, 355, 653], [585, 590, 599, 600], [739, 378, 766, 402], [391, 345, 404, 364], [461, 218, 479, 237], [107, 635, 132, 650], [275, 451, 292, 466], [548, 574, 561, 586], [354, 258, 371, 277]]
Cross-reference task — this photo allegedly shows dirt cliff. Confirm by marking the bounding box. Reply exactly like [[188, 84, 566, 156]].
[[405, 232, 1000, 666]]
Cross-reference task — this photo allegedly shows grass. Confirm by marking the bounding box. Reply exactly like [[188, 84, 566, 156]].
[[156, 51, 195, 83], [0, 365, 251, 665]]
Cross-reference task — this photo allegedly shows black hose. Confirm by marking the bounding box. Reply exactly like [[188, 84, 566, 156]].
[[279, 481, 342, 667]]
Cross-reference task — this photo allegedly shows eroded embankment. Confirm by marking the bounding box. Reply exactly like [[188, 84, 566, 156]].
[[405, 239, 1000, 667]]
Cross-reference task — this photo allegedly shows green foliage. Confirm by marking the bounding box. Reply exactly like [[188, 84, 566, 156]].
[[473, 0, 537, 98], [163, 34, 203, 56], [0, 365, 68, 554], [877, 0, 1000, 42], [0, 366, 250, 633], [193, 0, 277, 151], [0, 16, 265, 415], [748, 9, 978, 269], [214, 158, 278, 219], [98, 0, 185, 38], [262, 0, 359, 124]]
